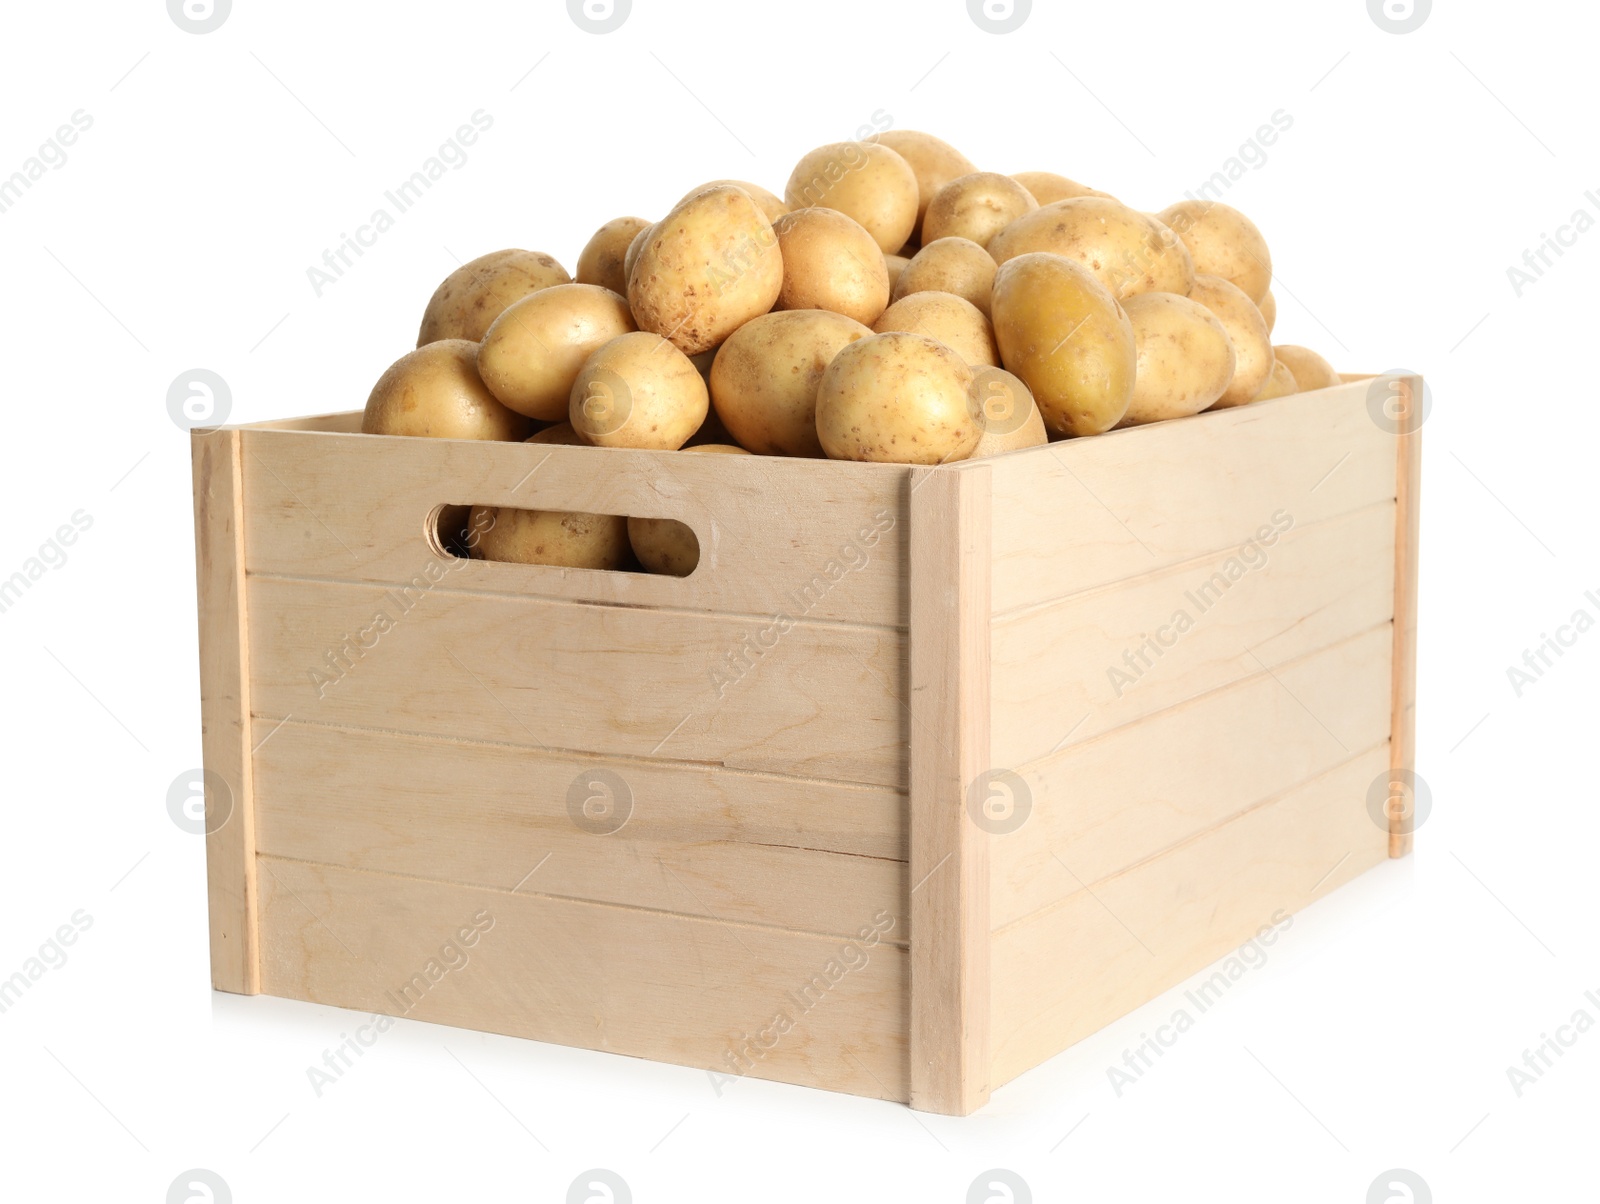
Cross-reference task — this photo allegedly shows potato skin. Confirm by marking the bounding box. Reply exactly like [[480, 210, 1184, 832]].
[[627, 444, 749, 576], [988, 197, 1195, 300], [1156, 200, 1273, 303], [815, 331, 979, 464], [576, 217, 651, 297], [1187, 274, 1273, 407], [679, 180, 789, 224], [362, 340, 531, 441], [990, 252, 1136, 437], [884, 254, 912, 293], [1121, 292, 1237, 425], [623, 222, 655, 285], [876, 130, 977, 242], [417, 250, 570, 345], [525, 421, 589, 445], [1257, 288, 1277, 334], [968, 366, 1048, 457], [709, 309, 873, 457], [569, 331, 708, 450], [469, 505, 629, 571], [894, 237, 997, 316], [477, 283, 636, 421], [873, 291, 997, 367], [629, 185, 782, 356], [1010, 172, 1113, 205], [785, 141, 919, 253], [1274, 344, 1342, 392], [1252, 358, 1298, 401], [772, 207, 891, 326], [922, 172, 1039, 249]]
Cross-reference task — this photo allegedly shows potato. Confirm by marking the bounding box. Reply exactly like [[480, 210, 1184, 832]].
[[629, 185, 782, 355], [678, 180, 788, 225], [884, 254, 911, 292], [469, 505, 629, 571], [893, 237, 997, 316], [815, 331, 979, 464], [1155, 200, 1272, 303], [362, 340, 532, 441], [477, 283, 636, 421], [1252, 358, 1297, 402], [1187, 274, 1272, 407], [785, 141, 919, 253], [1010, 172, 1113, 205], [1258, 287, 1277, 334], [1274, 344, 1341, 392], [1120, 292, 1236, 425], [990, 252, 1136, 437], [772, 207, 891, 326], [416, 250, 570, 345], [922, 172, 1039, 249], [968, 366, 1048, 457], [876, 130, 977, 242], [526, 421, 589, 445], [988, 197, 1195, 300], [623, 221, 655, 285], [627, 445, 750, 576], [710, 309, 873, 457], [568, 331, 708, 450], [576, 217, 651, 296], [873, 291, 997, 367]]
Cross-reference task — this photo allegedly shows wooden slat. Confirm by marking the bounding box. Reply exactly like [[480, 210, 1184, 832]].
[[239, 427, 910, 625], [191, 429, 260, 994], [253, 720, 906, 940], [908, 464, 992, 1116], [257, 857, 908, 1100], [1390, 376, 1423, 858], [246, 577, 906, 787], [992, 623, 1394, 928], [991, 502, 1396, 768], [990, 745, 1390, 1087], [987, 382, 1397, 614]]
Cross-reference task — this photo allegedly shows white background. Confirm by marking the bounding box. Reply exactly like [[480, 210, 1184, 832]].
[[0, 0, 1593, 1199]]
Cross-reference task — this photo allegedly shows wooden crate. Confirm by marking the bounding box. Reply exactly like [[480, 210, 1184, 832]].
[[189, 373, 1421, 1115]]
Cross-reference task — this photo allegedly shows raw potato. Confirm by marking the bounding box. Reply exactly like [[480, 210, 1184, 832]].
[[627, 445, 750, 576], [1252, 359, 1297, 401], [884, 254, 911, 292], [362, 340, 531, 441], [569, 331, 709, 450], [990, 252, 1136, 437], [1274, 344, 1342, 392], [477, 283, 636, 421], [988, 197, 1196, 300], [576, 217, 651, 296], [922, 172, 1039, 249], [526, 421, 589, 445], [1156, 200, 1273, 303], [876, 130, 977, 243], [815, 331, 979, 464], [469, 505, 629, 571], [785, 141, 919, 254], [894, 237, 997, 316], [1188, 274, 1273, 407], [873, 291, 997, 367], [1258, 288, 1277, 334], [1121, 292, 1237, 425], [678, 180, 789, 224], [417, 250, 570, 345], [629, 185, 782, 355], [623, 222, 655, 285], [709, 309, 873, 457], [1010, 172, 1113, 205], [772, 208, 891, 326], [968, 366, 1048, 457]]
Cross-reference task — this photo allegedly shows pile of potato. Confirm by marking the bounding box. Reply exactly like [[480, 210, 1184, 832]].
[[361, 130, 1343, 573]]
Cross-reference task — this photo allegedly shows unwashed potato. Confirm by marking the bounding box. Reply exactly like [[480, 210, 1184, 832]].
[[968, 366, 1048, 457], [1188, 274, 1273, 407], [1156, 201, 1272, 304], [709, 309, 873, 457], [1274, 344, 1342, 392], [876, 130, 977, 243], [417, 250, 570, 345], [922, 172, 1039, 249], [988, 197, 1195, 300], [629, 185, 782, 355], [894, 237, 997, 316], [884, 254, 911, 292], [1258, 288, 1277, 334], [772, 208, 891, 326], [1010, 172, 1114, 205], [989, 252, 1136, 437], [576, 217, 651, 297], [526, 421, 589, 445], [623, 222, 655, 285], [678, 180, 789, 224], [785, 141, 919, 253], [478, 283, 636, 421], [815, 331, 979, 464], [1252, 359, 1297, 401], [469, 505, 629, 571], [1121, 293, 1237, 426], [362, 340, 531, 441], [569, 331, 709, 449], [627, 445, 750, 576], [873, 291, 997, 367]]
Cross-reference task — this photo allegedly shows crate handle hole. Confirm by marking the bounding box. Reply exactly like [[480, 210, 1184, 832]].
[[429, 503, 700, 578]]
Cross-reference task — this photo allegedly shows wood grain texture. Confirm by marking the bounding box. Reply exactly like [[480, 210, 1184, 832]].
[[990, 745, 1391, 1087], [1390, 375, 1423, 858], [191, 429, 260, 994], [907, 465, 992, 1116], [257, 857, 908, 1100]]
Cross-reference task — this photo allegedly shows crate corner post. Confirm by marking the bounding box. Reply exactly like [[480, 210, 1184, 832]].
[[1389, 374, 1423, 859]]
